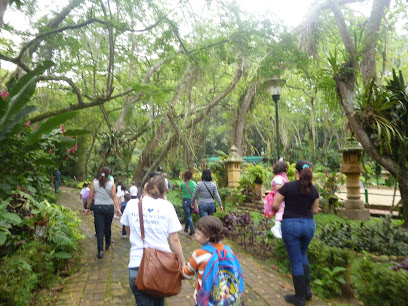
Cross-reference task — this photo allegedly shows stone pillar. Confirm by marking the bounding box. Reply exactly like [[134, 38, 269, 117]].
[[339, 138, 370, 220], [225, 146, 244, 188]]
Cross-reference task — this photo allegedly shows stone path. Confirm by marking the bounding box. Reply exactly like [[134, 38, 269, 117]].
[[56, 187, 329, 305]]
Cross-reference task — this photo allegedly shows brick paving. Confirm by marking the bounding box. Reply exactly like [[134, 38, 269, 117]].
[[56, 187, 329, 305]]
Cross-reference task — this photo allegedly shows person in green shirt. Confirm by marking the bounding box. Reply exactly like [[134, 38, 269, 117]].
[[180, 170, 197, 235]]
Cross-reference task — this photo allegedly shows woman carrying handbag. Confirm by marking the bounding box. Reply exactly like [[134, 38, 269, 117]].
[[121, 175, 185, 305], [191, 169, 223, 218], [179, 170, 197, 235]]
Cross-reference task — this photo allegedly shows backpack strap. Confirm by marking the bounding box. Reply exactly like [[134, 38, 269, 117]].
[[201, 244, 232, 259], [201, 243, 217, 254]]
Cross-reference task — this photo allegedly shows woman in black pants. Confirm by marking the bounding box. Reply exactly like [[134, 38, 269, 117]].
[[87, 167, 121, 258], [273, 160, 319, 305]]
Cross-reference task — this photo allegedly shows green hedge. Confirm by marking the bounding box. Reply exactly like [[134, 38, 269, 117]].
[[352, 256, 408, 306], [0, 241, 54, 305]]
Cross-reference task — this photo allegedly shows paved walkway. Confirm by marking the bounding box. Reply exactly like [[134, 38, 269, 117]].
[[336, 186, 400, 206], [56, 187, 329, 305]]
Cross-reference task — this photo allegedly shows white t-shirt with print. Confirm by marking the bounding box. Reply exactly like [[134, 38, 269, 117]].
[[120, 196, 182, 268]]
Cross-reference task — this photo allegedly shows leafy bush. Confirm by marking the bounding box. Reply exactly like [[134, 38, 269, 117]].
[[313, 266, 347, 298], [314, 171, 344, 213], [316, 216, 408, 256], [0, 193, 83, 304], [352, 256, 408, 306], [244, 164, 269, 184], [223, 210, 275, 259], [0, 255, 39, 305]]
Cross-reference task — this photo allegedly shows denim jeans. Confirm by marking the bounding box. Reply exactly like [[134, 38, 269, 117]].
[[182, 198, 195, 232], [93, 205, 114, 253], [281, 218, 315, 276], [129, 267, 165, 306], [199, 202, 216, 218]]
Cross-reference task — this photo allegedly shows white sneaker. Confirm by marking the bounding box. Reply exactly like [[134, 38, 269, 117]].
[[271, 225, 282, 239], [122, 235, 127, 238]]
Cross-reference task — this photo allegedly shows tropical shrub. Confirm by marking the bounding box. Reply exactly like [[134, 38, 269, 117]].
[[223, 210, 275, 258], [316, 217, 408, 256], [0, 194, 83, 304], [352, 256, 408, 306]]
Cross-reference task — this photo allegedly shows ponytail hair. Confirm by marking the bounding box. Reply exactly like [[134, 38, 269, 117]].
[[145, 175, 167, 199], [98, 166, 110, 188], [295, 160, 312, 194]]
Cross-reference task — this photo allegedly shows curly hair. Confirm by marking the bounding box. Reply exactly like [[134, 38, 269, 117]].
[[195, 216, 224, 242], [183, 170, 193, 181]]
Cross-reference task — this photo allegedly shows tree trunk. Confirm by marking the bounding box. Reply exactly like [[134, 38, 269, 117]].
[[84, 120, 103, 179], [231, 80, 259, 155], [132, 65, 243, 184], [0, 0, 8, 30], [398, 169, 408, 228], [310, 96, 316, 163]]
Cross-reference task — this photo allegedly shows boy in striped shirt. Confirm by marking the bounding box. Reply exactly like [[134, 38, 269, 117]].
[[182, 216, 229, 303]]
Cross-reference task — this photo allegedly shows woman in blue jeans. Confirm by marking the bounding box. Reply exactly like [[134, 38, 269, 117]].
[[179, 170, 197, 235], [191, 169, 223, 218], [120, 175, 185, 305], [273, 160, 319, 306]]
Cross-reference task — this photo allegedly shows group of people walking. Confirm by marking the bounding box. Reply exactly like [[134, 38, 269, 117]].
[[81, 160, 318, 306]]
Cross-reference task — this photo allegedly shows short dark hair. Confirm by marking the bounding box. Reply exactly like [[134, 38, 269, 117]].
[[183, 170, 193, 180], [124, 193, 131, 201], [201, 169, 212, 182], [83, 182, 89, 188], [195, 216, 224, 242], [273, 160, 288, 175]]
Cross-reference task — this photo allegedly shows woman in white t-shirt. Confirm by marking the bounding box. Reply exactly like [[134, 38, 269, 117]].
[[120, 175, 185, 305]]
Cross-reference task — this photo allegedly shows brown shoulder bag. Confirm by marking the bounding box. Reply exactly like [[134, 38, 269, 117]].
[[135, 197, 182, 297]]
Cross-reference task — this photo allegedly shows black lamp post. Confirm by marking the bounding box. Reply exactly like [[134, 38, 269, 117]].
[[265, 78, 284, 161]]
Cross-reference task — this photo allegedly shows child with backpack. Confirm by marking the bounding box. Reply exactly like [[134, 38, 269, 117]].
[[80, 182, 90, 212], [182, 216, 244, 306], [266, 160, 289, 239]]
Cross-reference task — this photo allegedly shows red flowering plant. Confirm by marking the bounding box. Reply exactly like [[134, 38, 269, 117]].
[[0, 62, 79, 201]]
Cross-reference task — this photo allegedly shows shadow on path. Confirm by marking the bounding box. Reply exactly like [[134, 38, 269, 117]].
[[56, 187, 329, 305]]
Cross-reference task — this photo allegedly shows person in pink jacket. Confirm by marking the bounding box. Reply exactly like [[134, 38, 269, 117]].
[[270, 160, 289, 238]]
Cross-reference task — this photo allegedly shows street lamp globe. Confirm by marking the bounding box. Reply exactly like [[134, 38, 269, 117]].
[[265, 78, 284, 102], [264, 77, 285, 161]]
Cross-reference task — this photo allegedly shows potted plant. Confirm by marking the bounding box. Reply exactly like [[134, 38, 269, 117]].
[[246, 164, 269, 200]]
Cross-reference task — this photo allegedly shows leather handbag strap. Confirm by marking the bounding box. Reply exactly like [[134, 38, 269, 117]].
[[138, 196, 145, 239], [185, 181, 193, 196]]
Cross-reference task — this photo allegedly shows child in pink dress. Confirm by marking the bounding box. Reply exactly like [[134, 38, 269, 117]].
[[270, 160, 289, 239]]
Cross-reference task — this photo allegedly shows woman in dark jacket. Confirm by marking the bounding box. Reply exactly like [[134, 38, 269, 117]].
[[273, 160, 319, 306]]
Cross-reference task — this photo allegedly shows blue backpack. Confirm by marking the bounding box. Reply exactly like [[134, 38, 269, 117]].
[[197, 244, 244, 306]]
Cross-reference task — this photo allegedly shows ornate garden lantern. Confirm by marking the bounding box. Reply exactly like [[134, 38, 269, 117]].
[[225, 145, 244, 188], [339, 137, 370, 220]]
